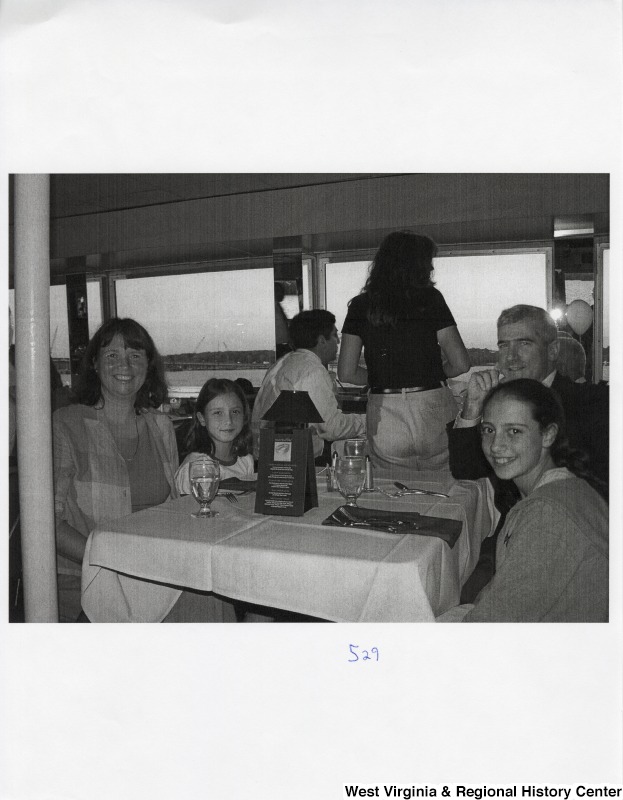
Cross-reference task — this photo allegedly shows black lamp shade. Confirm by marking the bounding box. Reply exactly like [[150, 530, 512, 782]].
[[261, 390, 324, 424]]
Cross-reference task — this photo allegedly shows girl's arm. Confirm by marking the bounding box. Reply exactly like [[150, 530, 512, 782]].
[[437, 325, 471, 378], [337, 333, 368, 386]]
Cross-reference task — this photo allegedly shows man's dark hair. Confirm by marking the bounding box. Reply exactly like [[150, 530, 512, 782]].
[[289, 310, 336, 350]]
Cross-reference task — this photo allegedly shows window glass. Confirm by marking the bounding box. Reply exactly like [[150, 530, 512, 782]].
[[277, 279, 301, 320], [87, 281, 103, 336], [9, 281, 102, 357], [432, 253, 548, 352], [9, 281, 102, 386], [324, 251, 548, 392], [301, 257, 313, 310], [280, 294, 300, 319], [325, 252, 547, 353], [49, 285, 70, 359], [115, 268, 275, 390], [325, 260, 371, 333]]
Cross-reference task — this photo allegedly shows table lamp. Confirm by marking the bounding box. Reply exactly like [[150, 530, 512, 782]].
[[261, 390, 324, 429]]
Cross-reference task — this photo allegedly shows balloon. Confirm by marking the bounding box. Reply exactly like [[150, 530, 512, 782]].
[[566, 299, 593, 336]]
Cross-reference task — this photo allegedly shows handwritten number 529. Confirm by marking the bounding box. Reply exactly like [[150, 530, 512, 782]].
[[348, 644, 379, 662]]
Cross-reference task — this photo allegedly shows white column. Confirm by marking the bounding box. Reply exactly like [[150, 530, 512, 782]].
[[14, 174, 58, 622]]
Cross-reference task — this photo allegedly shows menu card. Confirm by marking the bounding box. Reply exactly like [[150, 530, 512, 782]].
[[255, 427, 318, 516]]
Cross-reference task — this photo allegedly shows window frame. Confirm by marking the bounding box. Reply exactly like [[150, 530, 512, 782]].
[[315, 240, 554, 312], [594, 236, 609, 383]]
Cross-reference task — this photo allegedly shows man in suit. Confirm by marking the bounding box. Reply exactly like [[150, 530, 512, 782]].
[[448, 304, 608, 602]]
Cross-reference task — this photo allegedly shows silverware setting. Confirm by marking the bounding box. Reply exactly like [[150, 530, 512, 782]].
[[340, 508, 412, 533], [373, 482, 449, 499], [374, 486, 407, 498], [394, 481, 449, 498], [220, 492, 239, 505]]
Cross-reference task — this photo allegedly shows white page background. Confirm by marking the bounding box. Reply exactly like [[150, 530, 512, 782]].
[[1, 1, 621, 798]]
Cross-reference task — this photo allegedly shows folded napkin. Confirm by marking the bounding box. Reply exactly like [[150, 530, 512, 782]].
[[322, 505, 462, 548], [218, 477, 257, 494]]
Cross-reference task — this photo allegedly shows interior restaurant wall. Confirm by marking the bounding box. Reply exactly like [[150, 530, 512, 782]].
[[44, 173, 610, 270]]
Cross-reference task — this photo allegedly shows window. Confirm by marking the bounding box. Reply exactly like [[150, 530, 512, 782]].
[[9, 281, 102, 384], [432, 251, 549, 353], [301, 256, 313, 310], [325, 260, 371, 334], [114, 267, 275, 390], [600, 245, 610, 381], [320, 248, 550, 379]]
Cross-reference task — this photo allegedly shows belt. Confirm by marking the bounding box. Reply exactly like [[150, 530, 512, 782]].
[[370, 382, 446, 394]]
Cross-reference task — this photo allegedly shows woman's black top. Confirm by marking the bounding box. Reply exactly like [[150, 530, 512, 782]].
[[342, 288, 455, 388]]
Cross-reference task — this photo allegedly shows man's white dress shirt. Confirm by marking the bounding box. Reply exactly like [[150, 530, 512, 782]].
[[251, 349, 366, 458]]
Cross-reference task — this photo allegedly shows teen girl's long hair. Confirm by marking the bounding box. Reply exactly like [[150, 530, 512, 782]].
[[483, 379, 608, 501]]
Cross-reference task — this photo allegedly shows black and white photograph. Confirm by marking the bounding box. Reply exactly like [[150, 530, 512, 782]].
[[1, 2, 621, 799], [7, 172, 612, 625]]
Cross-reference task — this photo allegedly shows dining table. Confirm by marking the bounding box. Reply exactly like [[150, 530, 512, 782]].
[[81, 472, 493, 623]]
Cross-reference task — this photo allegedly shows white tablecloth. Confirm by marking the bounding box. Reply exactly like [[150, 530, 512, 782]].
[[81, 475, 491, 623]]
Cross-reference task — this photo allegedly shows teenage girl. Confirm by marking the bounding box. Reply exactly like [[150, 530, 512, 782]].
[[175, 378, 254, 495], [454, 378, 608, 623]]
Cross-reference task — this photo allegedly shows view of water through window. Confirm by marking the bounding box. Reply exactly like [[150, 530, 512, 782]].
[[115, 268, 275, 391], [14, 250, 607, 398], [325, 252, 549, 392]]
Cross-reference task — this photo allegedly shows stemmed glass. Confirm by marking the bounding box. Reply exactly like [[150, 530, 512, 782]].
[[335, 455, 366, 507], [344, 439, 366, 457], [189, 456, 220, 518]]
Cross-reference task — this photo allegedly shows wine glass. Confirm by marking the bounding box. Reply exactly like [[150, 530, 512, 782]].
[[335, 455, 366, 506], [344, 438, 366, 457], [189, 456, 220, 518]]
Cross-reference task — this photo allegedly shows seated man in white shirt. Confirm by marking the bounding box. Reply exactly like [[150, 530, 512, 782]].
[[252, 309, 366, 460]]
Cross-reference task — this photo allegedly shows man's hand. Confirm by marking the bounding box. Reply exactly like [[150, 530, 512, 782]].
[[460, 368, 502, 420]]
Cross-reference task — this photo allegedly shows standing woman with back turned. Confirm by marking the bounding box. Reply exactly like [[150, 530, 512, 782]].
[[338, 231, 470, 474]]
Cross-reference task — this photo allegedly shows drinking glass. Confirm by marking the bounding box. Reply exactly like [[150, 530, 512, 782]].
[[344, 439, 366, 457], [189, 456, 220, 518], [335, 455, 366, 506]]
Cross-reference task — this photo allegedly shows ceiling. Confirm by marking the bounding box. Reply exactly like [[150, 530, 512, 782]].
[[46, 173, 396, 219], [7, 173, 609, 280]]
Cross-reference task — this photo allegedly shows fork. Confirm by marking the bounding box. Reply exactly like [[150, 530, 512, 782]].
[[221, 492, 239, 505], [374, 486, 403, 498]]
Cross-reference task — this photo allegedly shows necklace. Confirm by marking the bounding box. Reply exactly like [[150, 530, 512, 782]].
[[105, 411, 141, 462], [122, 414, 141, 462]]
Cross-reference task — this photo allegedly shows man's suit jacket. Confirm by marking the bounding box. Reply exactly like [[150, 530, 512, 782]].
[[447, 373, 609, 509]]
